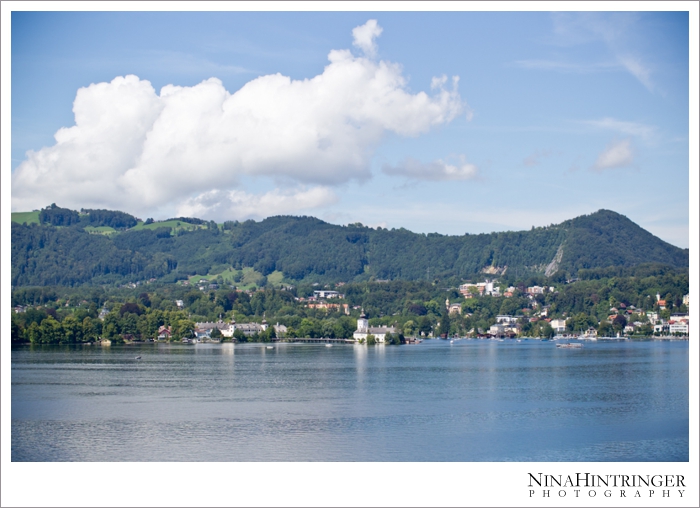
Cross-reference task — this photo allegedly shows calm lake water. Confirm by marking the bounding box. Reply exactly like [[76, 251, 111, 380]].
[[11, 339, 688, 462]]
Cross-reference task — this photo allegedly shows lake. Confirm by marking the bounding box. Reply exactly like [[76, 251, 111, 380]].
[[11, 339, 688, 462]]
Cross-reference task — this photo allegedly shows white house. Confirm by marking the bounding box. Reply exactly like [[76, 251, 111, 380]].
[[233, 322, 266, 337], [195, 321, 235, 338], [550, 318, 567, 333], [669, 321, 689, 335], [459, 280, 498, 297], [654, 322, 669, 334], [273, 323, 288, 338], [489, 323, 507, 336], [527, 286, 545, 295], [313, 290, 342, 299]]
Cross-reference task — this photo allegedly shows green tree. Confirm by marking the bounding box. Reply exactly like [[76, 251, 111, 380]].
[[598, 320, 614, 337], [82, 317, 98, 342], [233, 328, 247, 342], [175, 319, 195, 339], [27, 322, 41, 344], [438, 312, 451, 338], [403, 320, 416, 337], [39, 316, 62, 344], [61, 315, 81, 343], [366, 334, 376, 345]]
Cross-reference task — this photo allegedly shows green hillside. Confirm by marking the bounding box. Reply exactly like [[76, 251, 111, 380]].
[[10, 206, 689, 287], [11, 211, 40, 225]]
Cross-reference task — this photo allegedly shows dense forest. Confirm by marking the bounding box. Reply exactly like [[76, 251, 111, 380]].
[[11, 205, 689, 287]]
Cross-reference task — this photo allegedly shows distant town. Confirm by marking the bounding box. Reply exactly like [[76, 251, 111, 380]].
[[11, 275, 689, 345]]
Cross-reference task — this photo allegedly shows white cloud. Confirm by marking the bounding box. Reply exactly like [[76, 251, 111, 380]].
[[582, 117, 655, 139], [352, 19, 383, 58], [536, 13, 656, 91], [617, 55, 653, 91], [177, 186, 338, 221], [513, 59, 617, 73], [383, 156, 478, 181], [592, 139, 634, 171], [11, 21, 465, 220]]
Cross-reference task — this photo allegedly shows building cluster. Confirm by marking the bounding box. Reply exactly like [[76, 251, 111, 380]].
[[154, 319, 288, 341], [649, 312, 690, 336], [459, 281, 500, 297], [459, 281, 557, 299]]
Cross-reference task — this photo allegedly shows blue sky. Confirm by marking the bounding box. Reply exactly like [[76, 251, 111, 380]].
[[9, 10, 693, 247]]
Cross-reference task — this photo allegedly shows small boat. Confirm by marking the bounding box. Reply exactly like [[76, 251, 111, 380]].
[[135, 356, 142, 360], [556, 343, 582, 349], [325, 344, 333, 348], [266, 346, 274, 349]]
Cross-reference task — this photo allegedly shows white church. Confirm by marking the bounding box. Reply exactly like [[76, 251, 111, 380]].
[[353, 312, 397, 343]]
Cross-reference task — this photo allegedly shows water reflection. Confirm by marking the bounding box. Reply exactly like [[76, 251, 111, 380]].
[[11, 341, 688, 461]]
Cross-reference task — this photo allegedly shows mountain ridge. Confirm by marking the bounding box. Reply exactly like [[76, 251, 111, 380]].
[[11, 207, 689, 287]]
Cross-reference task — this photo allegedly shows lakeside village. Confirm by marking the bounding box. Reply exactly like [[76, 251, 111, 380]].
[[13, 279, 688, 345]]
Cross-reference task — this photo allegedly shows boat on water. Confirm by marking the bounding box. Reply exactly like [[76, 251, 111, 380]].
[[557, 343, 583, 349], [266, 346, 274, 349], [325, 344, 333, 348]]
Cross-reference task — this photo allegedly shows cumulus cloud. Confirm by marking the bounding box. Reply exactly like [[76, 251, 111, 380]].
[[592, 139, 634, 171], [11, 20, 466, 220], [383, 156, 479, 181], [177, 186, 338, 221], [352, 19, 383, 57]]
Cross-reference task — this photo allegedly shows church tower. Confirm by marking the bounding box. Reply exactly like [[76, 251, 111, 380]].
[[357, 311, 369, 333]]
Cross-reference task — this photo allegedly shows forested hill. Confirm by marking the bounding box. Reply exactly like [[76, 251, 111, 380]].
[[11, 206, 688, 287]]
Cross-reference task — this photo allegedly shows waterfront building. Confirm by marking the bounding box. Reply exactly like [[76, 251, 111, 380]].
[[233, 322, 266, 337], [157, 325, 172, 340], [353, 312, 396, 342], [550, 318, 567, 333], [195, 321, 235, 338]]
